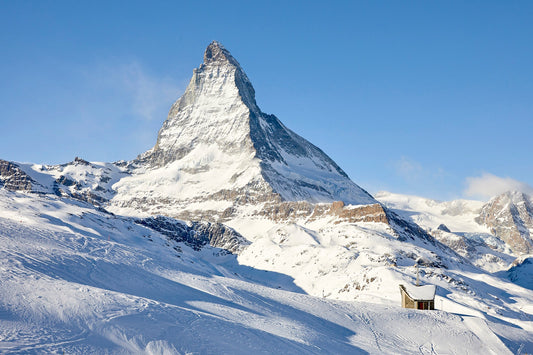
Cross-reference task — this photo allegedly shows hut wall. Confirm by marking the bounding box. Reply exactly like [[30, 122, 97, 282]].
[[402, 292, 415, 308]]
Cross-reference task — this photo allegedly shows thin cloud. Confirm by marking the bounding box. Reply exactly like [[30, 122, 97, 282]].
[[77, 60, 182, 124], [464, 173, 533, 200], [394, 156, 424, 182], [389, 156, 453, 199], [93, 61, 182, 121], [61, 60, 185, 161]]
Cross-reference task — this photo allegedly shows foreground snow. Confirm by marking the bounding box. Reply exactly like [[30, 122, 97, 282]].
[[1, 191, 531, 354]]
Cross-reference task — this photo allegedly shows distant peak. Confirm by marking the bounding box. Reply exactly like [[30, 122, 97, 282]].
[[495, 190, 529, 201], [484, 190, 533, 209], [203, 41, 238, 66]]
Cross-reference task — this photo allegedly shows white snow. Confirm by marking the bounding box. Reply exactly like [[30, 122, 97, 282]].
[[375, 191, 486, 233], [402, 284, 436, 300], [1, 190, 532, 353], [15, 160, 129, 202], [376, 191, 516, 271], [113, 146, 263, 204]]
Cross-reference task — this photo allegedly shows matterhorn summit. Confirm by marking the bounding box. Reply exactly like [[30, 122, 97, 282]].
[[111, 41, 375, 218]]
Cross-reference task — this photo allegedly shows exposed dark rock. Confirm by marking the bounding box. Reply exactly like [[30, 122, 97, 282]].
[[70, 191, 108, 206], [0, 159, 34, 192], [386, 209, 435, 244], [436, 224, 451, 233], [135, 216, 248, 253], [56, 175, 77, 187], [189, 221, 249, 253], [74, 157, 90, 165], [96, 206, 115, 215]]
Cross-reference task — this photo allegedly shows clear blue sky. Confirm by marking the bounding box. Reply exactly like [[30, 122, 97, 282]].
[[1, 1, 532, 201]]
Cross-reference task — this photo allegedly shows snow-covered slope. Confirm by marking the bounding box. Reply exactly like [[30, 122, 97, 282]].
[[1, 190, 531, 354], [505, 256, 533, 290], [0, 157, 129, 205], [109, 41, 374, 219]]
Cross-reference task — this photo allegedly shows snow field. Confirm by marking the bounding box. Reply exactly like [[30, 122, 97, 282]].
[[2, 191, 530, 353]]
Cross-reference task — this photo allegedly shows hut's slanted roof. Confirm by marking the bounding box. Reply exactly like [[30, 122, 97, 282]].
[[400, 284, 436, 301]]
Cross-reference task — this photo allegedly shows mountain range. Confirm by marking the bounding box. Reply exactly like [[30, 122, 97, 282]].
[[0, 41, 531, 354]]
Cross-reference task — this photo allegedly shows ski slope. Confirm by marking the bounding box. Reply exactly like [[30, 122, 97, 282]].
[[1, 190, 530, 354]]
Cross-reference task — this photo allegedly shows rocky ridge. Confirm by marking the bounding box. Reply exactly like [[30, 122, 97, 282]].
[[376, 191, 531, 272], [476, 191, 533, 254], [0, 159, 34, 192], [135, 215, 248, 253]]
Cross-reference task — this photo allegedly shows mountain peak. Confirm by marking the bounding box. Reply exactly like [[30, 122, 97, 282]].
[[477, 190, 533, 254], [130, 42, 376, 209], [203, 41, 238, 66], [491, 190, 532, 205]]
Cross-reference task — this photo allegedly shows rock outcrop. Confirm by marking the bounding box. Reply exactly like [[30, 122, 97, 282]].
[[135, 215, 248, 253], [476, 191, 533, 254], [0, 160, 34, 192]]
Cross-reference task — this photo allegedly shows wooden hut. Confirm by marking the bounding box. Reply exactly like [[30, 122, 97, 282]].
[[399, 284, 436, 310]]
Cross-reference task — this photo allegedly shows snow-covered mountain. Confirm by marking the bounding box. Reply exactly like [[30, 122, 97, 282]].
[[1, 42, 533, 353], [110, 41, 375, 220]]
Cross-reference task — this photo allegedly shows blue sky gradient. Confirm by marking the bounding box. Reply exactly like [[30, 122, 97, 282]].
[[1, 1, 531, 200]]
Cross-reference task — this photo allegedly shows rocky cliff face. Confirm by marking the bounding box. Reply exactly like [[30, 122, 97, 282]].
[[476, 191, 533, 254], [135, 215, 248, 253], [110, 41, 374, 220], [0, 160, 34, 192]]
